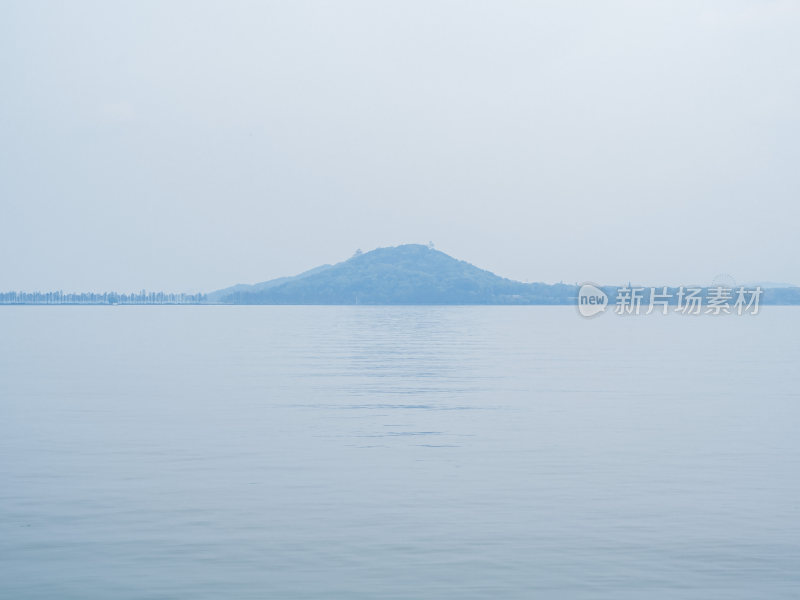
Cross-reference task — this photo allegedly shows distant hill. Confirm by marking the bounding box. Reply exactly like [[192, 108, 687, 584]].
[[3, 245, 798, 305], [207, 244, 800, 305], [212, 244, 578, 305]]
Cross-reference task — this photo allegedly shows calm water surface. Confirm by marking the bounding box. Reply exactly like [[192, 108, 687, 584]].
[[1, 306, 798, 599]]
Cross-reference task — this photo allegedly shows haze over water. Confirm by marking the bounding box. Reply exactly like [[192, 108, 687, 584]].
[[1, 306, 798, 599]]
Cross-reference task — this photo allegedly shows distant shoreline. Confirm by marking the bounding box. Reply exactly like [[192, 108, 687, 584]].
[[5, 301, 800, 307]]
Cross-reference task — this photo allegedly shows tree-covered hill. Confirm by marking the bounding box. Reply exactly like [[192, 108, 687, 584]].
[[215, 244, 578, 305]]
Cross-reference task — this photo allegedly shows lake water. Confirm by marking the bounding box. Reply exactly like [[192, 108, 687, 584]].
[[1, 306, 798, 599]]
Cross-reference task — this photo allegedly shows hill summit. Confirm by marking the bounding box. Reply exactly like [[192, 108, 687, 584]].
[[210, 244, 576, 305]]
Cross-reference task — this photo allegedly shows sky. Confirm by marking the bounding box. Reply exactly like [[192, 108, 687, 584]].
[[2, 1, 799, 292]]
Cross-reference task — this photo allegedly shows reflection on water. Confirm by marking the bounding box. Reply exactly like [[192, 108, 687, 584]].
[[1, 306, 799, 599]]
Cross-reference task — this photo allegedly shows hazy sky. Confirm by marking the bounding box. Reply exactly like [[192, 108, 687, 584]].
[[2, 1, 798, 292]]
